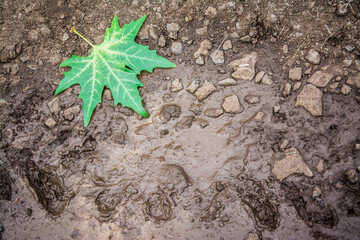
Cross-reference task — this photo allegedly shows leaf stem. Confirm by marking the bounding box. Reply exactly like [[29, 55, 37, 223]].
[[71, 27, 95, 48]]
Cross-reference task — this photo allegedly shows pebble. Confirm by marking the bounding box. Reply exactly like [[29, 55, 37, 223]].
[[312, 186, 322, 198], [195, 56, 205, 65], [254, 112, 264, 121], [254, 71, 265, 83], [247, 232, 259, 240], [137, 25, 149, 40], [63, 105, 81, 121], [295, 84, 323, 116], [204, 6, 217, 18], [282, 44, 289, 54], [47, 97, 60, 114], [194, 81, 216, 101], [293, 82, 301, 91], [261, 74, 273, 85], [245, 96, 259, 104], [103, 89, 113, 100], [340, 84, 351, 95], [240, 35, 252, 42], [210, 50, 225, 64], [289, 67, 302, 81], [171, 42, 183, 55], [329, 82, 339, 93], [222, 95, 243, 113], [272, 147, 314, 181], [307, 71, 333, 87], [223, 40, 232, 50], [306, 49, 321, 65], [158, 35, 166, 47], [344, 45, 355, 52], [204, 108, 224, 118], [45, 117, 56, 128], [149, 24, 158, 39], [218, 78, 236, 86], [196, 27, 207, 35], [194, 40, 212, 58], [356, 143, 360, 150], [273, 105, 281, 113], [280, 139, 289, 150], [62, 33, 69, 42], [345, 169, 358, 184], [186, 79, 200, 93], [167, 23, 180, 33], [316, 159, 325, 173], [229, 52, 257, 81], [170, 79, 183, 92], [282, 83, 291, 97]]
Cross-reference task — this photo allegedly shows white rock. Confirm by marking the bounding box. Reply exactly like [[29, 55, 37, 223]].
[[222, 95, 243, 113], [194, 81, 216, 101], [272, 147, 314, 181], [171, 42, 184, 55], [170, 79, 183, 92], [196, 56, 205, 65], [306, 49, 321, 65], [229, 52, 257, 81], [254, 71, 265, 83], [210, 50, 225, 64], [218, 78, 236, 86], [295, 84, 323, 116], [158, 35, 166, 47], [283, 83, 291, 97]]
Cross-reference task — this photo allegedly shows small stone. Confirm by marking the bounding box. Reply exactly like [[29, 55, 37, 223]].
[[344, 45, 355, 52], [196, 27, 207, 35], [345, 169, 358, 184], [247, 232, 259, 240], [282, 44, 289, 54], [293, 82, 301, 91], [280, 139, 289, 150], [149, 24, 158, 39], [204, 6, 217, 18], [196, 56, 205, 65], [240, 35, 252, 42], [312, 186, 322, 198], [194, 81, 216, 101], [335, 76, 342, 82], [356, 144, 360, 150], [171, 42, 183, 55], [187, 79, 200, 93], [295, 84, 323, 116], [343, 59, 353, 67], [229, 52, 257, 81], [167, 23, 180, 33], [307, 71, 333, 87], [47, 97, 60, 114], [223, 40, 232, 50], [218, 78, 236, 86], [62, 33, 69, 41], [45, 117, 56, 128], [304, 67, 312, 75], [273, 105, 281, 113], [189, 103, 202, 115], [204, 108, 224, 118], [283, 83, 291, 97], [170, 79, 183, 92], [272, 147, 314, 181], [316, 159, 325, 173], [137, 25, 149, 40], [195, 118, 209, 128], [103, 89, 112, 100], [210, 50, 225, 64], [306, 49, 321, 65], [245, 95, 260, 104], [194, 40, 212, 58], [158, 35, 166, 47], [340, 84, 351, 95], [64, 105, 81, 121], [254, 112, 264, 121], [329, 82, 339, 93], [289, 67, 302, 81], [254, 71, 265, 83], [261, 74, 273, 85], [222, 95, 243, 113], [9, 64, 18, 75]]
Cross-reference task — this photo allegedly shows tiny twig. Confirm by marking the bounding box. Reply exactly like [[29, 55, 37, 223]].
[[213, 33, 229, 58]]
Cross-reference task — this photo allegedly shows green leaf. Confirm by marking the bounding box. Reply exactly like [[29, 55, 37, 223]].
[[56, 15, 176, 127]]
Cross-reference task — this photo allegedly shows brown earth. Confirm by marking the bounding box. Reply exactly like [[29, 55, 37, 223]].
[[1, 0, 360, 239]]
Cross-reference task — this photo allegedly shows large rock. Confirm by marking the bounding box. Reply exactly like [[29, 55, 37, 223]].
[[307, 71, 333, 87], [295, 84, 323, 116], [229, 52, 257, 81], [272, 147, 314, 181]]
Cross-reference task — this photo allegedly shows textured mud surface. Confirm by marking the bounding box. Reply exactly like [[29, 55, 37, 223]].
[[1, 0, 360, 239]]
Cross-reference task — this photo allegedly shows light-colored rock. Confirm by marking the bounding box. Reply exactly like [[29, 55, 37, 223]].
[[104, 88, 113, 100], [210, 50, 224, 64], [158, 35, 166, 47], [306, 49, 321, 64], [171, 42, 183, 55], [229, 52, 257, 81], [204, 108, 224, 118], [356, 143, 360, 150], [149, 24, 158, 39], [254, 112, 264, 121], [137, 24, 149, 40], [341, 84, 351, 95], [312, 186, 321, 198], [167, 23, 180, 33], [218, 78, 236, 86], [247, 232, 259, 240], [194, 81, 216, 101], [261, 74, 273, 85], [245, 96, 259, 104], [283, 83, 291, 97], [272, 147, 314, 181], [194, 40, 212, 58], [223, 40, 232, 50], [45, 117, 56, 128], [170, 79, 183, 92], [196, 56, 204, 65], [346, 73, 360, 89], [307, 71, 333, 87], [240, 35, 252, 42], [280, 139, 289, 150], [293, 82, 301, 91], [282, 44, 289, 54], [196, 27, 207, 35], [254, 71, 265, 83], [316, 159, 325, 173], [273, 105, 281, 113], [205, 6, 217, 18], [345, 169, 358, 184], [64, 105, 81, 121], [47, 97, 60, 114], [295, 84, 323, 116], [329, 82, 339, 93], [187, 80, 200, 93], [222, 95, 243, 113], [289, 67, 302, 81]]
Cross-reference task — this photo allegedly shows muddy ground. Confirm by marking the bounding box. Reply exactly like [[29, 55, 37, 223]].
[[1, 0, 360, 239]]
